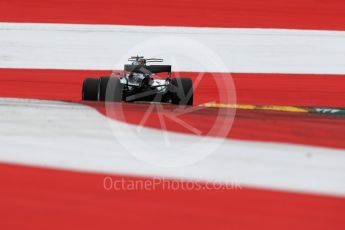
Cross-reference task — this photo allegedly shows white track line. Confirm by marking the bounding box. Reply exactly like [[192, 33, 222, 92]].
[[0, 98, 344, 197], [1, 22, 345, 74]]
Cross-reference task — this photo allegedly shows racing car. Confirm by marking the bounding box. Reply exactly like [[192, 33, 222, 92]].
[[82, 56, 193, 105]]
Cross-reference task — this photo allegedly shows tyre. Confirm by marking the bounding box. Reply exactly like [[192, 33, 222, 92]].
[[105, 77, 123, 102], [170, 78, 193, 105], [82, 78, 99, 101], [99, 76, 110, 101]]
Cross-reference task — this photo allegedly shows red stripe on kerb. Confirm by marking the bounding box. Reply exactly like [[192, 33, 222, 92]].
[[1, 0, 345, 30], [0, 163, 344, 230], [1, 69, 345, 107], [1, 68, 345, 149]]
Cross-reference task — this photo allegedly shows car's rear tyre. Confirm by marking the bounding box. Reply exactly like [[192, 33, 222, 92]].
[[82, 78, 99, 101], [99, 76, 110, 101], [170, 78, 193, 105], [106, 77, 123, 102]]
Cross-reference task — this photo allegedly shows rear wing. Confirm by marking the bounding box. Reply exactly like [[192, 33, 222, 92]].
[[124, 65, 171, 74]]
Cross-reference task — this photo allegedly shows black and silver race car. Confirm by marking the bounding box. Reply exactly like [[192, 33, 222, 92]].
[[82, 56, 193, 105]]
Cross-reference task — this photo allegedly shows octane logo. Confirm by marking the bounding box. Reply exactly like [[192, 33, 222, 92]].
[[105, 36, 236, 167]]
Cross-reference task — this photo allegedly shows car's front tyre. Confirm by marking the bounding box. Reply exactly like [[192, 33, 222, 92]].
[[170, 78, 193, 105]]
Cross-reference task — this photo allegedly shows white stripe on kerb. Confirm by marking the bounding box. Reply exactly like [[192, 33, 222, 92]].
[[0, 98, 344, 197], [1, 23, 345, 74]]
